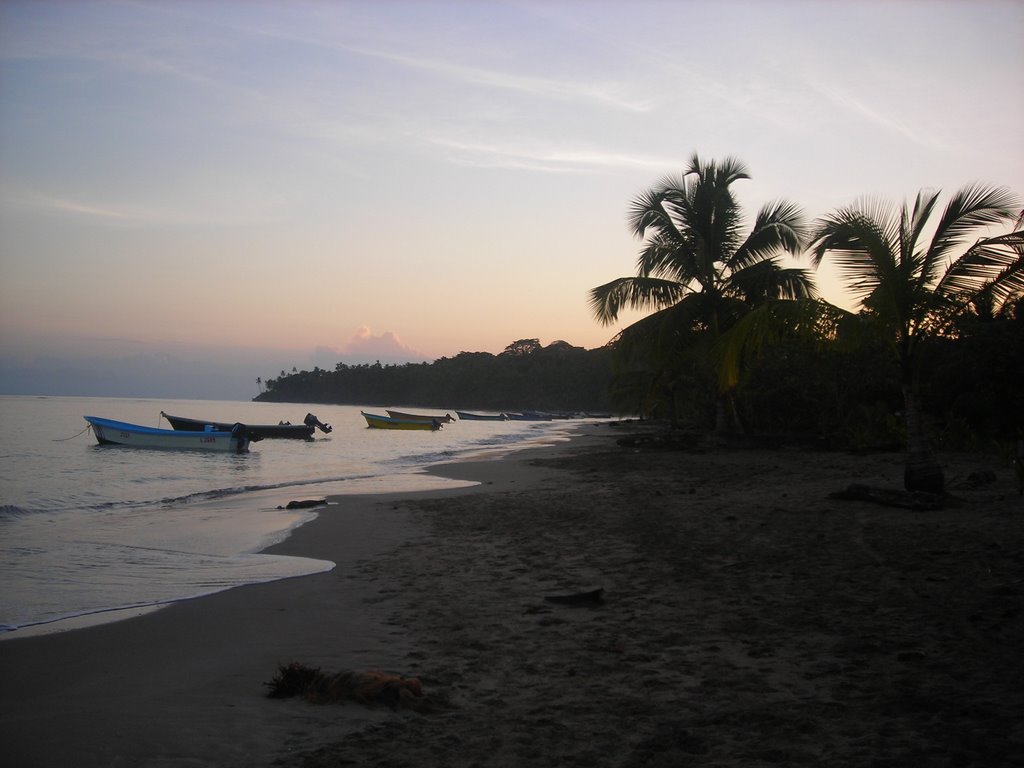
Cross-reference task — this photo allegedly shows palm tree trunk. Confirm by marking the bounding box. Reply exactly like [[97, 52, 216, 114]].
[[714, 398, 728, 434], [714, 391, 744, 435], [669, 385, 681, 430], [902, 384, 944, 494]]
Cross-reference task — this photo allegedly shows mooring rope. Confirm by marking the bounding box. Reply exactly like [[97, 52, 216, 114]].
[[54, 424, 92, 442]]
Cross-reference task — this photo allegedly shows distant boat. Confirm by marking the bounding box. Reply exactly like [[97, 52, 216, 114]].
[[455, 411, 508, 421], [362, 412, 442, 430], [504, 412, 553, 421], [385, 410, 455, 423], [85, 416, 251, 453], [160, 411, 332, 441]]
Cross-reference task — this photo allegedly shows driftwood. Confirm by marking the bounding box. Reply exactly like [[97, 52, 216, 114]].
[[265, 662, 431, 711], [829, 483, 952, 511]]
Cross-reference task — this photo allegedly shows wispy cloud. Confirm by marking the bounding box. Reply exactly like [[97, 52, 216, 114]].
[[343, 44, 651, 113], [137, 2, 653, 115], [141, 5, 652, 114], [14, 192, 133, 221], [1, 188, 230, 227], [430, 138, 675, 174], [805, 77, 956, 154]]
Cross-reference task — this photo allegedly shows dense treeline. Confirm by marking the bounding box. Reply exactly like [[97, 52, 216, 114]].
[[255, 339, 614, 413], [254, 310, 1022, 452], [733, 299, 1024, 449]]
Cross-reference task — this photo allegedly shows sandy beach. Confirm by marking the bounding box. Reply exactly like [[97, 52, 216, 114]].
[[2, 424, 1022, 767]]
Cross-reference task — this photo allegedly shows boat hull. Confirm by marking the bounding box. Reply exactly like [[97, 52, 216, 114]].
[[455, 411, 508, 421], [161, 412, 315, 441], [504, 412, 553, 421], [362, 412, 441, 430], [85, 416, 250, 453], [385, 410, 454, 423]]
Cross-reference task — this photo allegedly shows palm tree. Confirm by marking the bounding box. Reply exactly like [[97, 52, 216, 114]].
[[809, 185, 1023, 493], [590, 153, 816, 431]]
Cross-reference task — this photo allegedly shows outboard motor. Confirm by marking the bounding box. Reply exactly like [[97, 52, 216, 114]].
[[304, 413, 333, 434], [230, 423, 251, 453]]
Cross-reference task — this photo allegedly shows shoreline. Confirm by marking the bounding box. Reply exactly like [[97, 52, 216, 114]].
[[1, 425, 576, 640], [2, 426, 1021, 767], [0, 425, 603, 768]]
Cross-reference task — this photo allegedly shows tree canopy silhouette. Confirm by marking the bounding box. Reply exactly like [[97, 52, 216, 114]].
[[590, 153, 816, 431], [810, 185, 1023, 492]]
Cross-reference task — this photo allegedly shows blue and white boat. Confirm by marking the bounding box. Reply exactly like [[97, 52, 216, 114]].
[[84, 416, 251, 453]]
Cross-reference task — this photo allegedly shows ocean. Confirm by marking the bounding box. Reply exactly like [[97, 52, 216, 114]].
[[0, 395, 577, 637]]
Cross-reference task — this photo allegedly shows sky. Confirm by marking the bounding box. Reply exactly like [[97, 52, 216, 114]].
[[1, 0, 1022, 400]]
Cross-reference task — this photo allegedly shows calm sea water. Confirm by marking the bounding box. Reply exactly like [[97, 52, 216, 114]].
[[0, 395, 576, 636]]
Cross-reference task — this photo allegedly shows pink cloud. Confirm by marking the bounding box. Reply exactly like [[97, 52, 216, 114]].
[[310, 327, 430, 367], [344, 326, 426, 359]]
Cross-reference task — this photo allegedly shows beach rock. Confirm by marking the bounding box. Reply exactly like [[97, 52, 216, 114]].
[[279, 499, 327, 509], [959, 469, 997, 489]]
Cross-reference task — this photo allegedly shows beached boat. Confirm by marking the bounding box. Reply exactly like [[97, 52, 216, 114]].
[[455, 410, 508, 421], [160, 411, 332, 441], [385, 410, 454, 423], [362, 412, 442, 430], [85, 416, 251, 453]]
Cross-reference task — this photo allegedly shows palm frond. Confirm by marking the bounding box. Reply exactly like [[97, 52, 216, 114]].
[[810, 204, 895, 305], [927, 183, 1020, 264], [682, 154, 747, 265], [732, 199, 807, 269], [937, 229, 1024, 308], [728, 259, 818, 303], [902, 190, 941, 285], [627, 185, 682, 240], [610, 296, 713, 391], [771, 267, 818, 301], [687, 152, 750, 187], [635, 233, 699, 282], [713, 298, 847, 391], [906, 190, 941, 254], [588, 276, 688, 326]]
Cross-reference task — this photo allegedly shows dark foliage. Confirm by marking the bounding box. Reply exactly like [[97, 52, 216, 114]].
[[730, 302, 1022, 448], [256, 315, 1019, 450], [921, 300, 1024, 447], [735, 338, 904, 449], [255, 339, 614, 413]]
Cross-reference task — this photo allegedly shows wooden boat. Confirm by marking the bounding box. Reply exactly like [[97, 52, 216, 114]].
[[160, 411, 332, 441], [455, 410, 508, 421], [362, 411, 442, 430], [85, 416, 251, 453], [385, 410, 454, 423]]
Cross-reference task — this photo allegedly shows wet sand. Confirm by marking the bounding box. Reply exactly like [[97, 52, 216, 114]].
[[1, 425, 1021, 767]]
